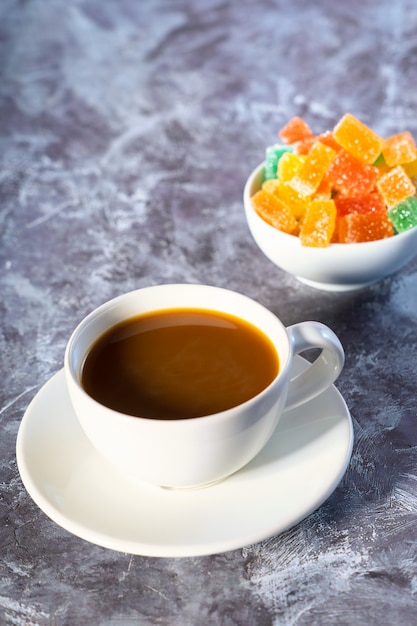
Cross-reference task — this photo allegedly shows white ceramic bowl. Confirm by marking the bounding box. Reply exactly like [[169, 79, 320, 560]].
[[244, 161, 417, 291]]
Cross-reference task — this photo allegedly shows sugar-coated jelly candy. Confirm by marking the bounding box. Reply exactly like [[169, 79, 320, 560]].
[[317, 131, 342, 152], [338, 213, 394, 243], [251, 189, 298, 234], [382, 132, 417, 167], [376, 166, 416, 208], [314, 175, 333, 199], [252, 114, 417, 246], [333, 113, 385, 164], [299, 199, 336, 247], [293, 137, 316, 155], [279, 117, 314, 145], [264, 144, 293, 180], [335, 192, 386, 217], [262, 178, 308, 220], [327, 150, 378, 197], [277, 152, 306, 182], [387, 196, 417, 233], [261, 179, 280, 195], [289, 141, 336, 197], [403, 158, 417, 181], [275, 182, 309, 219]]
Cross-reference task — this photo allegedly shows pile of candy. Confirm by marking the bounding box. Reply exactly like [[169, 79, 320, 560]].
[[251, 114, 417, 246]]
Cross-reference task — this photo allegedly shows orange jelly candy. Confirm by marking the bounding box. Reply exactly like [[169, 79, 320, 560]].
[[289, 141, 336, 197], [376, 166, 416, 208], [382, 131, 417, 167], [314, 175, 333, 199], [327, 150, 378, 197], [333, 113, 385, 164], [251, 189, 298, 234], [278, 117, 314, 145], [338, 213, 394, 243], [299, 199, 336, 247]]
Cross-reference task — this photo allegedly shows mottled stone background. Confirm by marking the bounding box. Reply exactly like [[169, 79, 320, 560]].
[[1, 0, 417, 624]]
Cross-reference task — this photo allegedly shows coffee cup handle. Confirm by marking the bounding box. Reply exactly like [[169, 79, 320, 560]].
[[284, 321, 345, 412]]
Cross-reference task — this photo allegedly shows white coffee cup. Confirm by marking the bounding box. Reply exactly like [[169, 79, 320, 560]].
[[64, 284, 344, 489]]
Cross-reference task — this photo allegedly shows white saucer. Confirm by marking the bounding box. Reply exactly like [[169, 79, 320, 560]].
[[16, 357, 353, 558]]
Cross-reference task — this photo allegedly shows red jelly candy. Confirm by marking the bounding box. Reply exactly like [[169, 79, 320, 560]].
[[278, 117, 314, 145], [293, 137, 316, 155], [327, 150, 378, 197], [334, 192, 386, 217], [317, 131, 342, 152]]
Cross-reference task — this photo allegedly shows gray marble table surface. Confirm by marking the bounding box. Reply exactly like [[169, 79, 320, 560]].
[[1, 0, 417, 624]]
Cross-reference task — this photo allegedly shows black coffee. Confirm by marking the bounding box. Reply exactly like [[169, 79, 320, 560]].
[[81, 308, 279, 419]]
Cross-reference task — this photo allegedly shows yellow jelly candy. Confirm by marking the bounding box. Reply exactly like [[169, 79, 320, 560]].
[[333, 113, 385, 164], [277, 152, 306, 182], [262, 178, 308, 220], [262, 179, 280, 195], [376, 166, 416, 208], [274, 182, 309, 219], [403, 158, 417, 180], [289, 142, 336, 197], [299, 199, 336, 247], [251, 189, 298, 234]]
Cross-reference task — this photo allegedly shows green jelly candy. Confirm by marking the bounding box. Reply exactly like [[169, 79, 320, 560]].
[[387, 196, 417, 232], [373, 152, 386, 167], [264, 144, 293, 180]]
